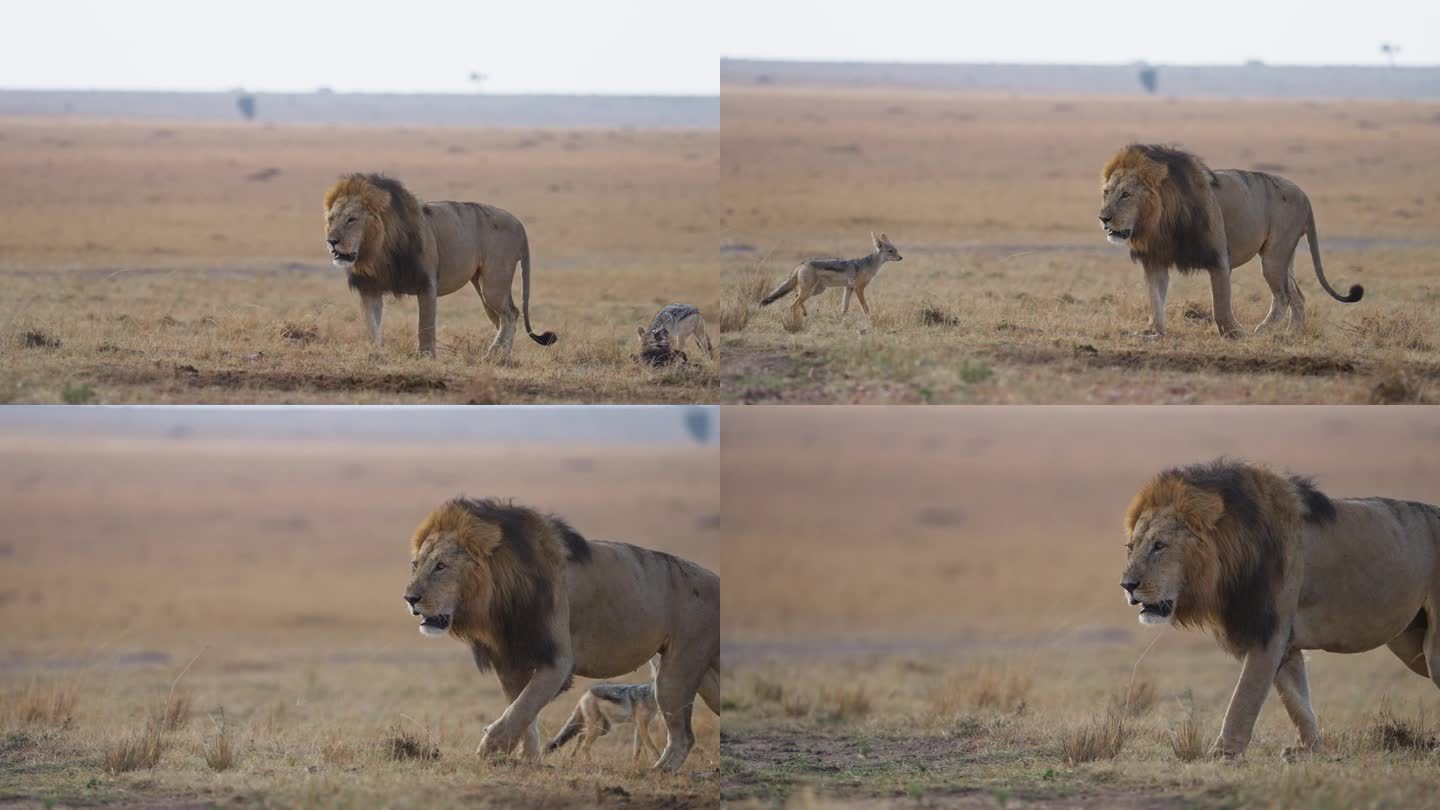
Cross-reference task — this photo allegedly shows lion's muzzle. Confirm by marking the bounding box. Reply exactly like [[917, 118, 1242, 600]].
[[1138, 600, 1174, 625], [418, 613, 451, 637]]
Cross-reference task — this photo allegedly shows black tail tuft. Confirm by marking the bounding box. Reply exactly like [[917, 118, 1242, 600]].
[[530, 331, 559, 346], [547, 722, 581, 752], [1339, 285, 1363, 303]]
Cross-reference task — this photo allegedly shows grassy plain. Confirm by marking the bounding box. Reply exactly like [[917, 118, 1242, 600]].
[[720, 89, 1440, 403], [0, 118, 716, 403], [0, 428, 719, 808], [722, 407, 1440, 807]]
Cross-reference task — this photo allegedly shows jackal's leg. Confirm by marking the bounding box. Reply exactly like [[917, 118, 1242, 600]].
[[854, 285, 871, 316], [841, 286, 853, 314]]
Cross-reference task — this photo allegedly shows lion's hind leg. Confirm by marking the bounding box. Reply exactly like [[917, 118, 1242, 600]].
[[1385, 617, 1429, 678], [1256, 246, 1304, 334], [652, 652, 707, 773]]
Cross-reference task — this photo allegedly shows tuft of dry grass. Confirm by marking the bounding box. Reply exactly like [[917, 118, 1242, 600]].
[[1370, 366, 1424, 404], [918, 304, 962, 328], [104, 723, 168, 774], [204, 710, 236, 772], [386, 725, 440, 762], [1061, 707, 1127, 765], [1367, 698, 1436, 752], [20, 329, 63, 349], [321, 733, 355, 765], [1169, 704, 1206, 761], [1109, 676, 1157, 718], [2, 678, 78, 729], [817, 686, 871, 723], [970, 666, 1033, 714], [149, 689, 191, 732]]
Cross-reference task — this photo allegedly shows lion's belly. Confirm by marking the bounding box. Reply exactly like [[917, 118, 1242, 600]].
[[1290, 500, 1439, 653]]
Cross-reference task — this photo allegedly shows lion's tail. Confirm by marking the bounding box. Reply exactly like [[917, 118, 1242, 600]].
[[520, 236, 559, 346], [759, 272, 797, 307], [1306, 207, 1363, 303], [546, 704, 588, 753]]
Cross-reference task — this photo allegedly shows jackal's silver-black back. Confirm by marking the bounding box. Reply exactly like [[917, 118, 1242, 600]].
[[648, 303, 701, 334]]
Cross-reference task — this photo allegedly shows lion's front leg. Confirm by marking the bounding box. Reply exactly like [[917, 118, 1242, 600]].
[[478, 657, 573, 762], [416, 287, 438, 358], [482, 664, 545, 761], [1207, 265, 1244, 339], [360, 291, 384, 353], [1212, 641, 1287, 758], [1273, 651, 1321, 754], [1142, 265, 1169, 336]]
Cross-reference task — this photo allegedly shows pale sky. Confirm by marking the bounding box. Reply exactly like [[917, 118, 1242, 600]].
[[1, 0, 718, 95], [723, 0, 1438, 66]]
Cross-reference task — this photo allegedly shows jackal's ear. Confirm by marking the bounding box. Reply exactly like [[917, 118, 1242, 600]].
[[878, 232, 890, 244]]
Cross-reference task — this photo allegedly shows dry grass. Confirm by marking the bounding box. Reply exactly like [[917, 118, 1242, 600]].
[[149, 689, 191, 732], [1, 678, 78, 729], [1061, 708, 1127, 765], [1, 431, 719, 807], [722, 406, 1440, 806], [0, 118, 717, 403], [204, 710, 237, 772], [103, 723, 169, 774], [1168, 703, 1206, 762], [721, 89, 1440, 404]]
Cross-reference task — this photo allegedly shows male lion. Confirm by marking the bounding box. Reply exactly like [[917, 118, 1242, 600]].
[[1120, 459, 1440, 757], [1099, 144, 1362, 337], [402, 498, 720, 772], [323, 174, 557, 357]]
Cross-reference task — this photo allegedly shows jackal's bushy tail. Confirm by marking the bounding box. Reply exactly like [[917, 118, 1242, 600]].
[[546, 705, 591, 752], [759, 273, 797, 306]]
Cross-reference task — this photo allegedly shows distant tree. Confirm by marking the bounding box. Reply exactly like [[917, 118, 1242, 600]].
[[1381, 43, 1401, 67], [683, 407, 712, 444], [236, 94, 256, 121], [1137, 65, 1158, 95], [1245, 59, 1265, 68], [468, 71, 488, 93]]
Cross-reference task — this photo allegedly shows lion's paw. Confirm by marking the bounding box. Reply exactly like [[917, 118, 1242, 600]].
[[476, 722, 523, 759]]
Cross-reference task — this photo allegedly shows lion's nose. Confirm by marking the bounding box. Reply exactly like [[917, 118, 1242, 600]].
[[327, 238, 340, 248], [1120, 580, 1138, 594], [1099, 215, 1112, 225], [404, 594, 420, 606]]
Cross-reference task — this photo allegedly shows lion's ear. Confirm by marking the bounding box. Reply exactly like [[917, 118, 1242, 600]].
[[1137, 160, 1169, 190], [1180, 487, 1225, 532]]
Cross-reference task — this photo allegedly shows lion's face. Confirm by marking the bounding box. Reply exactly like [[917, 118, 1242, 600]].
[[1098, 171, 1151, 245], [1119, 507, 1197, 625], [403, 534, 476, 638], [324, 195, 371, 268]]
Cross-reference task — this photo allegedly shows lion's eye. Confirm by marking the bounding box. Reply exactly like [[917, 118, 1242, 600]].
[[1152, 541, 1166, 553], [434, 561, 447, 572], [346, 216, 357, 224], [1120, 191, 1130, 200]]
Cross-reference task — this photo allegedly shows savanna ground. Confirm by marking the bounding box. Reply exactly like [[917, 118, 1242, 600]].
[[0, 418, 720, 808], [0, 117, 716, 403], [720, 88, 1440, 403], [721, 407, 1440, 808]]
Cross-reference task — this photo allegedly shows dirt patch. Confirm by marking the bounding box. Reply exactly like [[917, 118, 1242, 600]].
[[95, 364, 450, 395], [723, 730, 1213, 809], [991, 344, 1362, 378], [721, 349, 835, 403]]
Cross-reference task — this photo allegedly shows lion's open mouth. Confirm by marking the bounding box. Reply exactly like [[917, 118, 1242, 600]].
[[418, 613, 452, 637], [1138, 600, 1173, 624], [1105, 227, 1132, 242], [330, 248, 357, 265]]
